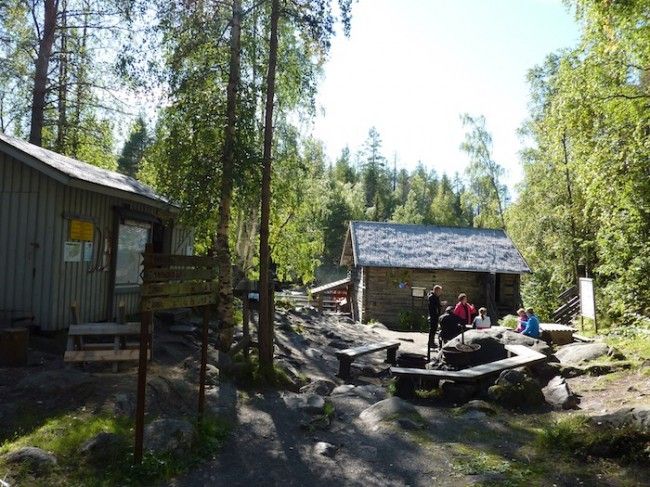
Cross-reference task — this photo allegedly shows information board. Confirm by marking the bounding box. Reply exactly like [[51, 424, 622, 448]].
[[579, 277, 595, 319]]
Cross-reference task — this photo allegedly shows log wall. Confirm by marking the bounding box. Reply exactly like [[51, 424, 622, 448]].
[[357, 266, 521, 326]]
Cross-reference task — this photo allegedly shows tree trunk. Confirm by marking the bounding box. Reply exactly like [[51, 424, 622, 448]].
[[258, 0, 280, 372], [29, 0, 59, 146], [214, 0, 242, 356], [561, 131, 579, 282], [56, 0, 68, 152]]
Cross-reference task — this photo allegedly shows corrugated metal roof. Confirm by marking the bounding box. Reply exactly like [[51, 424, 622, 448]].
[[347, 221, 531, 273], [310, 277, 351, 295], [0, 132, 168, 205]]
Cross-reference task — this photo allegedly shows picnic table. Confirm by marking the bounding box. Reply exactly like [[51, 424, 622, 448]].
[[64, 322, 151, 370]]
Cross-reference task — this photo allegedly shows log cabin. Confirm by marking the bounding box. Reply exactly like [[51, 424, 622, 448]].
[[340, 221, 531, 326]]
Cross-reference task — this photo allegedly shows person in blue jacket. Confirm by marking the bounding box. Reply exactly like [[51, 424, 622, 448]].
[[521, 308, 540, 338]]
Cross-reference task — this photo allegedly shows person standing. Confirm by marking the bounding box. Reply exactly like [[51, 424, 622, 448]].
[[427, 285, 443, 360], [453, 293, 476, 326]]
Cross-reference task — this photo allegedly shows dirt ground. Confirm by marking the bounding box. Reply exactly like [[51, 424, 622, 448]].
[[1, 309, 649, 487]]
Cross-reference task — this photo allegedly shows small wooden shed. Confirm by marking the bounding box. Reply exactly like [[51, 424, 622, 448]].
[[0, 132, 192, 332], [340, 221, 531, 326]]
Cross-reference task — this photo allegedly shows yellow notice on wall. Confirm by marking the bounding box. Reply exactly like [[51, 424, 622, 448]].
[[69, 219, 94, 241]]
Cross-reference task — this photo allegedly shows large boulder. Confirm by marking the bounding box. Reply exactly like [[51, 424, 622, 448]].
[[488, 369, 545, 409], [554, 342, 618, 366], [283, 393, 325, 414], [590, 407, 650, 432], [300, 379, 337, 396], [439, 380, 478, 404], [358, 397, 422, 431], [79, 432, 123, 465], [313, 441, 337, 458], [3, 446, 57, 474], [543, 376, 579, 410], [144, 418, 195, 455]]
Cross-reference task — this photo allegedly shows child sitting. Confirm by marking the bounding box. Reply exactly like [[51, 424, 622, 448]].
[[472, 307, 491, 329], [515, 308, 527, 332]]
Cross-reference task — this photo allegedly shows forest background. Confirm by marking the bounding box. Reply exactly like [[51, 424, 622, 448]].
[[1, 0, 648, 338]]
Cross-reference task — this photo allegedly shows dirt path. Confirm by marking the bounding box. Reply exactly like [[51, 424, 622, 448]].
[[169, 310, 650, 487]]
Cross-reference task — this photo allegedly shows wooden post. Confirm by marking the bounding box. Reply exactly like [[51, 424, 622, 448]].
[[198, 304, 209, 422], [317, 293, 323, 313], [70, 302, 79, 325], [242, 282, 250, 361], [114, 301, 126, 373], [133, 310, 151, 464], [118, 301, 126, 324]]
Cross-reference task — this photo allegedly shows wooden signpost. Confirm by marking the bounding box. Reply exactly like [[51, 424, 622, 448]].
[[133, 245, 218, 464]]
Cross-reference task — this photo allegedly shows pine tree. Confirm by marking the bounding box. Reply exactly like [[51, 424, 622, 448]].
[[117, 116, 150, 178]]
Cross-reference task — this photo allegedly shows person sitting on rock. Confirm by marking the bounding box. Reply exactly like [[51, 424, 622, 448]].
[[439, 306, 465, 346], [515, 308, 527, 332], [521, 308, 540, 338], [472, 307, 491, 329]]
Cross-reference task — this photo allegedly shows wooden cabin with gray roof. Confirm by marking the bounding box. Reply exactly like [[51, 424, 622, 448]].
[[340, 221, 531, 326], [0, 132, 192, 332]]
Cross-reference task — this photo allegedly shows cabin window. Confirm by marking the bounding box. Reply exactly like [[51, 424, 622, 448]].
[[115, 220, 151, 287]]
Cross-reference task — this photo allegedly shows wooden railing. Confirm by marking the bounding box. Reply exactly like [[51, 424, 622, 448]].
[[553, 285, 580, 325]]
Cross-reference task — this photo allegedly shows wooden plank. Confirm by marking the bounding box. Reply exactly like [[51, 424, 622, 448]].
[[142, 267, 218, 282], [335, 341, 401, 358], [141, 293, 215, 311], [64, 349, 150, 362], [68, 323, 142, 335], [142, 253, 218, 268], [141, 281, 218, 297], [390, 353, 546, 382]]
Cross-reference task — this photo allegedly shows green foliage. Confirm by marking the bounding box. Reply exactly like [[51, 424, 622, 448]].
[[398, 309, 428, 331], [508, 2, 650, 323], [499, 314, 519, 329], [536, 415, 650, 465], [460, 114, 507, 229], [118, 115, 151, 178], [0, 412, 230, 486]]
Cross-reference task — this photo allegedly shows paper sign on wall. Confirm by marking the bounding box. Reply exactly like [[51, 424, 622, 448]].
[[83, 242, 93, 262], [64, 242, 82, 262]]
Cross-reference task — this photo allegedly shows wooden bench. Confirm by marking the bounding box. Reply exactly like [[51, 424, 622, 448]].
[[390, 344, 547, 397], [335, 341, 400, 379], [64, 322, 151, 370]]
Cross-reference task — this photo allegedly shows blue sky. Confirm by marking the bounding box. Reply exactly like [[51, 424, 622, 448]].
[[311, 0, 581, 190]]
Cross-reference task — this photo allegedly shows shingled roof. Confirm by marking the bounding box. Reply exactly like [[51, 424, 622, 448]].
[[0, 132, 170, 208], [340, 221, 531, 274]]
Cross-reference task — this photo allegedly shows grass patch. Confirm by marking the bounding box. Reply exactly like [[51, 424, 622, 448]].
[[230, 352, 303, 390], [415, 388, 442, 399], [536, 415, 650, 465], [450, 443, 548, 486], [0, 412, 230, 486]]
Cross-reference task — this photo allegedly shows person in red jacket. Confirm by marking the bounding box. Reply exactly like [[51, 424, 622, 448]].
[[453, 293, 476, 326]]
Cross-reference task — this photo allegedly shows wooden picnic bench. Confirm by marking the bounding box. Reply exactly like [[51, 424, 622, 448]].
[[335, 340, 400, 379], [64, 322, 152, 369], [390, 344, 547, 398]]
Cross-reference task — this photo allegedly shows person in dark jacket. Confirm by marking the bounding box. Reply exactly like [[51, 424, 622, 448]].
[[439, 306, 465, 346], [427, 285, 443, 360]]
